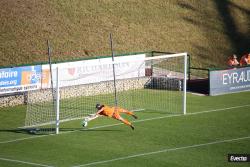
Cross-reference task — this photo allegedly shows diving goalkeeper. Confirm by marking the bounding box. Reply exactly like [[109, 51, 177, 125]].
[[94, 104, 138, 130]]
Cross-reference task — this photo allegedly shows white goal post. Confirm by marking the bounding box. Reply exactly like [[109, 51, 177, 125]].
[[24, 52, 188, 134]]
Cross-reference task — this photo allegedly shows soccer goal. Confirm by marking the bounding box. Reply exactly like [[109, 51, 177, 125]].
[[24, 52, 188, 134]]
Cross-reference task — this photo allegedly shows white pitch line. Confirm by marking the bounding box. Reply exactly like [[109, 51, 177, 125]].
[[0, 157, 54, 167], [72, 135, 250, 167], [133, 104, 250, 123], [0, 104, 249, 144], [0, 133, 55, 144]]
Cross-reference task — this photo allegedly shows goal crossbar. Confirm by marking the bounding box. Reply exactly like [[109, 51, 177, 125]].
[[109, 53, 188, 64]]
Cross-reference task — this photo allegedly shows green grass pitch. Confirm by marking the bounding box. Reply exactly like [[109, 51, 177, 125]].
[[0, 91, 250, 167]]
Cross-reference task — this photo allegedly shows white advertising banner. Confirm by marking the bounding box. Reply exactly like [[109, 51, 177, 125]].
[[57, 54, 146, 87]]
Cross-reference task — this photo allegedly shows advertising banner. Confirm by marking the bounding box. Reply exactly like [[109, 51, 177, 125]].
[[0, 54, 145, 94], [57, 54, 146, 87], [0, 65, 49, 94], [209, 67, 250, 96]]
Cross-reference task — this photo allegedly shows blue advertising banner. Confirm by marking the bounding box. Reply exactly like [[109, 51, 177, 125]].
[[0, 65, 43, 94], [209, 66, 250, 96]]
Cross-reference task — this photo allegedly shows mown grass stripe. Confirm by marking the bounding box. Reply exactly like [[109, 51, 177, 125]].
[[0, 104, 249, 144], [72, 135, 250, 167], [0, 157, 54, 167]]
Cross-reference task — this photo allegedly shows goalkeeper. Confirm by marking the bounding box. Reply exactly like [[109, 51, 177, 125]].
[[94, 104, 138, 130]]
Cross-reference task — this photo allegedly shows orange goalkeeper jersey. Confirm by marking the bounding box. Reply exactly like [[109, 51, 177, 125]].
[[99, 106, 115, 117], [99, 105, 124, 118]]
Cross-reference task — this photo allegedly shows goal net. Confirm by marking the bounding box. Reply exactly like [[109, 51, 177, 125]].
[[24, 53, 187, 134]]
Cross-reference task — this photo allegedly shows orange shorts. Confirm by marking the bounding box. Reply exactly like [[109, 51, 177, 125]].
[[112, 109, 122, 120]]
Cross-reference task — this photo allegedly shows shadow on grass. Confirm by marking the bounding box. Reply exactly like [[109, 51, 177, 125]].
[[0, 128, 47, 135], [214, 0, 250, 54], [177, 0, 250, 65], [0, 127, 123, 135]]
